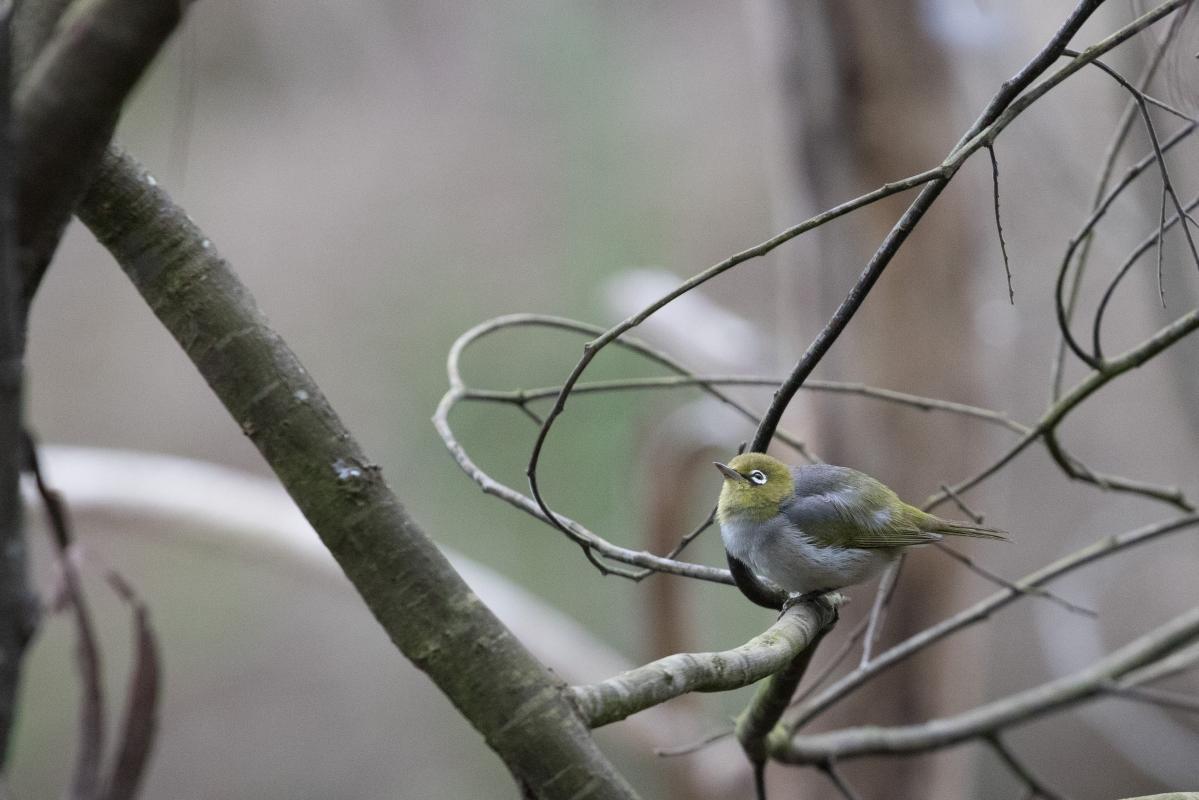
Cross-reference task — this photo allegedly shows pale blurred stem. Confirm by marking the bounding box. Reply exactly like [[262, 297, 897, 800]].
[[570, 595, 839, 729], [773, 604, 1199, 764], [0, 6, 33, 771], [75, 148, 640, 800]]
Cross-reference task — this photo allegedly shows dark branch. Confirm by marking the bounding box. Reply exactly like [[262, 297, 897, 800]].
[[749, 0, 1106, 453], [16, 0, 186, 305]]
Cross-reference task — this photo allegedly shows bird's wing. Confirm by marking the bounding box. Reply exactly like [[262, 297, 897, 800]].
[[781, 465, 937, 549]]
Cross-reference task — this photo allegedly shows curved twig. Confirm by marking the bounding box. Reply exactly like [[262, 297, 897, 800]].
[[1051, 0, 1195, 398]]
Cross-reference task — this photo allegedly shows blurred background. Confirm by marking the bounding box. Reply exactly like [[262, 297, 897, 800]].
[[9, 0, 1199, 798]]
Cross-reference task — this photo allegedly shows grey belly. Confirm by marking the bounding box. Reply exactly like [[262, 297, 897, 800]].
[[723, 517, 894, 594]]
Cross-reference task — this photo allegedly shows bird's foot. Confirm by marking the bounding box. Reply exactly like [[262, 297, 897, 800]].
[[778, 589, 832, 619]]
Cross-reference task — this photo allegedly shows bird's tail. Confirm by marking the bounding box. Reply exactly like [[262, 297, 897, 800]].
[[925, 518, 1009, 541]]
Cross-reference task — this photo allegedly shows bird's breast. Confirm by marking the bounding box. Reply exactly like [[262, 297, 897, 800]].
[[720, 513, 893, 594]]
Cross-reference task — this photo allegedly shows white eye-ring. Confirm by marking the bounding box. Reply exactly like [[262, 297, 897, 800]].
[[749, 470, 768, 485]]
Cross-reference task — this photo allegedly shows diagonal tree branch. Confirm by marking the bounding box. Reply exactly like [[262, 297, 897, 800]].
[[75, 147, 639, 800]]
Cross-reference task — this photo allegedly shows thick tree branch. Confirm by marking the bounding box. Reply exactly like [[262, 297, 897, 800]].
[[0, 2, 33, 770], [16, 0, 186, 304], [75, 148, 639, 800], [569, 595, 840, 728]]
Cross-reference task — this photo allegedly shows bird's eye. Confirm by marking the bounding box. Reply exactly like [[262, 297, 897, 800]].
[[749, 470, 768, 485]]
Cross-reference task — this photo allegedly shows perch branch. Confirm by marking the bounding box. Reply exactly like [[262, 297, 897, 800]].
[[569, 595, 840, 728]]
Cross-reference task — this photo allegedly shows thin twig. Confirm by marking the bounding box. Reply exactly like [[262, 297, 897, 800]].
[[1050, 2, 1191, 399], [1041, 429, 1191, 510], [819, 760, 864, 800], [933, 543, 1096, 618], [941, 482, 986, 523], [1106, 682, 1199, 714], [1157, 179, 1168, 307], [789, 615, 871, 708], [988, 734, 1071, 800], [987, 144, 1015, 304], [653, 727, 733, 758], [466, 373, 1028, 435], [927, 307, 1199, 514], [751, 0, 1176, 455], [665, 506, 716, 559], [1091, 190, 1199, 361], [861, 559, 902, 667]]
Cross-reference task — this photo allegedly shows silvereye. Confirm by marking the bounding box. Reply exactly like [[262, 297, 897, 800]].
[[714, 453, 1006, 607]]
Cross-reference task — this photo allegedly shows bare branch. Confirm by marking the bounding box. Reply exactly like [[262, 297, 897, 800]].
[[1106, 683, 1199, 714], [1041, 428, 1193, 510], [790, 616, 872, 709], [16, 0, 186, 303], [570, 595, 840, 728], [1091, 190, 1199, 362], [468, 373, 1028, 436], [776, 604, 1199, 763], [987, 735, 1071, 800], [933, 543, 1096, 618], [861, 559, 902, 666], [819, 761, 865, 800], [927, 307, 1199, 514], [787, 514, 1199, 732], [750, 0, 1178, 455], [0, 1, 33, 770], [1120, 641, 1199, 686], [987, 145, 1015, 304], [1051, 3, 1192, 398]]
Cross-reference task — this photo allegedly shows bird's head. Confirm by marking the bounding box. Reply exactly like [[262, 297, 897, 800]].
[[714, 453, 795, 523]]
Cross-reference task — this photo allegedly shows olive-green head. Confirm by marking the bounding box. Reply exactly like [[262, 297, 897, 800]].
[[714, 453, 795, 523]]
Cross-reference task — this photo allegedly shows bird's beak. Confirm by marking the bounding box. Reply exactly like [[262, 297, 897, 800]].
[[713, 462, 746, 483]]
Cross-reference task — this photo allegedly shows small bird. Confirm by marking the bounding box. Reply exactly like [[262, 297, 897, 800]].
[[714, 453, 1006, 607]]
